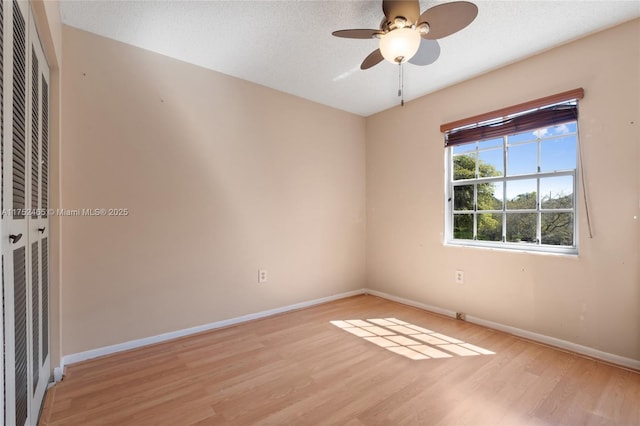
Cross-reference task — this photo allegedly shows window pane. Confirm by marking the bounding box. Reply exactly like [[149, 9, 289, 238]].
[[478, 181, 503, 210], [453, 144, 475, 154], [506, 213, 537, 243], [478, 138, 502, 149], [453, 214, 473, 240], [478, 149, 503, 177], [507, 142, 538, 175], [540, 136, 576, 172], [506, 179, 537, 210], [446, 114, 578, 253], [549, 122, 577, 135], [477, 213, 502, 241], [540, 176, 573, 209], [541, 212, 573, 246], [509, 130, 537, 144], [453, 185, 474, 211], [453, 154, 477, 180]]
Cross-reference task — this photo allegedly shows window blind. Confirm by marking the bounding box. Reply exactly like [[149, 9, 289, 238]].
[[442, 88, 584, 147]]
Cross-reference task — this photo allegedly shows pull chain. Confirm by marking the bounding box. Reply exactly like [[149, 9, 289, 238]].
[[397, 62, 405, 107]]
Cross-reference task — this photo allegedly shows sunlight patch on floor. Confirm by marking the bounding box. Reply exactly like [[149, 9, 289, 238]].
[[331, 318, 495, 361]]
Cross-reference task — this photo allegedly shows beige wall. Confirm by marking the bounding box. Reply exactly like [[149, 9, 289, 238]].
[[60, 26, 366, 355], [32, 0, 62, 66], [367, 19, 640, 360]]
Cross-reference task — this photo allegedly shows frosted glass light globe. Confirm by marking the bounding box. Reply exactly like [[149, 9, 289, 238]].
[[379, 28, 421, 64]]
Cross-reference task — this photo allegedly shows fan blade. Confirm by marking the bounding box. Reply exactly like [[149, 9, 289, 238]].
[[382, 0, 420, 24], [332, 29, 381, 39], [408, 39, 441, 66], [361, 49, 384, 70], [419, 1, 478, 40]]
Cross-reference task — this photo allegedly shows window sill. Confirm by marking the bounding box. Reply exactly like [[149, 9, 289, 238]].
[[444, 240, 578, 257]]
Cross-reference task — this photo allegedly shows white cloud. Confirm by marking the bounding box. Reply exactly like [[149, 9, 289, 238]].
[[554, 123, 570, 135], [533, 128, 548, 138]]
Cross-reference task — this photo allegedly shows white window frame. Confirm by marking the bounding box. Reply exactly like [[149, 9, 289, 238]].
[[444, 115, 579, 255]]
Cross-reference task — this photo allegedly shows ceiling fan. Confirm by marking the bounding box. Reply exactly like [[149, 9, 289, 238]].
[[332, 0, 478, 70]]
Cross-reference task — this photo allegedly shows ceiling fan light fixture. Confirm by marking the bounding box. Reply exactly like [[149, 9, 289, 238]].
[[394, 17, 407, 28], [417, 22, 430, 35], [379, 28, 421, 64]]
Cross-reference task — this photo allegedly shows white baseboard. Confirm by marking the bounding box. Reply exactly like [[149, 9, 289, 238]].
[[53, 367, 63, 383], [367, 289, 640, 371], [365, 289, 458, 319], [56, 287, 639, 379], [465, 315, 640, 371], [57, 288, 366, 378]]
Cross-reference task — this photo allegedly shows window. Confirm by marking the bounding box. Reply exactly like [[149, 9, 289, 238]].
[[443, 90, 583, 254]]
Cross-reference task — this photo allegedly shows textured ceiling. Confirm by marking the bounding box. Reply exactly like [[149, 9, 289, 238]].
[[60, 1, 640, 116]]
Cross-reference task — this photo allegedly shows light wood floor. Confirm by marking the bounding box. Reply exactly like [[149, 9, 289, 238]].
[[39, 295, 640, 425]]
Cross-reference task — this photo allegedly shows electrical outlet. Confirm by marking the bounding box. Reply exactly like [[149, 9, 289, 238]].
[[258, 269, 268, 284], [455, 269, 464, 284], [456, 312, 466, 321]]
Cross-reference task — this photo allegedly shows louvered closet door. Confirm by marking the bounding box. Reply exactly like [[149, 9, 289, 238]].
[[26, 11, 50, 423], [2, 1, 50, 425], [25, 9, 50, 423], [3, 2, 30, 424]]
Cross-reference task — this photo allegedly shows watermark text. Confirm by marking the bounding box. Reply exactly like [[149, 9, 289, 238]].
[[2, 208, 130, 217]]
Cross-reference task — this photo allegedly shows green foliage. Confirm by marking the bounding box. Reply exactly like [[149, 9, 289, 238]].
[[453, 214, 473, 240], [541, 212, 573, 245], [542, 194, 573, 209], [477, 213, 502, 241], [453, 155, 476, 180], [506, 212, 536, 243], [507, 192, 536, 210], [453, 155, 502, 241]]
